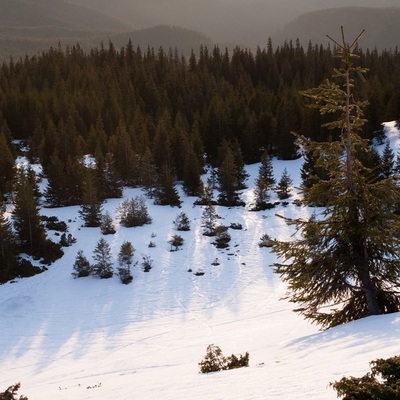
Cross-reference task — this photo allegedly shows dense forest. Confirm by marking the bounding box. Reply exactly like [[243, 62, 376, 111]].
[[1, 39, 400, 282]]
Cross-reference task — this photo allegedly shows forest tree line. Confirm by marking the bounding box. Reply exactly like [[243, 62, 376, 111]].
[[0, 39, 400, 174], [1, 38, 400, 283]]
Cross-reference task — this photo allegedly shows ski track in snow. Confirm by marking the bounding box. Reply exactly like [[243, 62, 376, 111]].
[[1, 122, 400, 399]]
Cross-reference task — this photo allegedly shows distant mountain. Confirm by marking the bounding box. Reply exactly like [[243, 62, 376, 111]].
[[0, 1, 212, 61], [68, 0, 400, 49], [1, 0, 130, 31], [2, 0, 400, 61], [277, 7, 400, 50]]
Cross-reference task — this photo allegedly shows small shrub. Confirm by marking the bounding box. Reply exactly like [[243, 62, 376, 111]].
[[40, 216, 67, 232], [118, 267, 133, 284], [40, 239, 64, 265], [332, 356, 400, 399], [292, 199, 302, 207], [169, 234, 184, 251], [230, 222, 243, 230], [199, 344, 249, 374], [148, 241, 156, 248], [118, 196, 152, 227], [213, 226, 231, 249], [226, 352, 250, 370], [72, 250, 92, 278], [100, 211, 116, 235], [60, 233, 76, 247], [173, 211, 191, 231], [142, 255, 153, 272], [259, 233, 275, 248], [199, 344, 227, 373]]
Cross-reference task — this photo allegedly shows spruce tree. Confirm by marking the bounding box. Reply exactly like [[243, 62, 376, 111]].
[[79, 168, 103, 227], [202, 202, 219, 236], [217, 147, 241, 206], [275, 168, 292, 200], [380, 140, 395, 179], [117, 241, 134, 284], [0, 201, 18, 283], [12, 169, 47, 255], [92, 238, 113, 279], [100, 211, 116, 235], [254, 151, 275, 209], [272, 28, 400, 328], [153, 164, 181, 206], [173, 211, 190, 231], [96, 152, 123, 200], [118, 196, 152, 227], [72, 249, 92, 278], [0, 130, 15, 197]]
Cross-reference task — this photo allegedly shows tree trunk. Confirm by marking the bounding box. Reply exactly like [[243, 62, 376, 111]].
[[360, 269, 381, 316]]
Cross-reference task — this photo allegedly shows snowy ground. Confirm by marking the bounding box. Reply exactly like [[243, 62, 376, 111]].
[[1, 122, 400, 399]]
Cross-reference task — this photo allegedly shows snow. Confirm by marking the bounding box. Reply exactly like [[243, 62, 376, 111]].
[[1, 122, 400, 399]]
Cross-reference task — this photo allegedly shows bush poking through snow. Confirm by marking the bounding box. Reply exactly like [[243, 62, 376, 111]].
[[213, 226, 231, 249], [72, 250, 92, 278], [141, 255, 153, 272], [332, 355, 400, 399], [173, 211, 191, 231], [117, 196, 152, 227], [259, 233, 275, 248], [199, 344, 249, 373], [169, 234, 184, 251], [100, 211, 116, 235]]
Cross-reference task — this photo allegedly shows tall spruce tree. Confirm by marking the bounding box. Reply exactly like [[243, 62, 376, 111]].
[[275, 168, 293, 200], [12, 169, 47, 255], [0, 130, 15, 197], [380, 140, 395, 179], [255, 151, 275, 201], [92, 238, 113, 279], [217, 147, 242, 206], [272, 28, 400, 329], [79, 167, 103, 227], [0, 201, 18, 283]]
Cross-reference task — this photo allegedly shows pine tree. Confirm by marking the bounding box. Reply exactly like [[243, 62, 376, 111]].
[[96, 152, 123, 200], [79, 168, 103, 227], [173, 211, 190, 231], [0, 201, 18, 283], [72, 249, 92, 278], [92, 238, 113, 279], [217, 147, 241, 206], [118, 196, 152, 227], [275, 168, 292, 200], [0, 130, 15, 197], [254, 151, 275, 208], [380, 140, 395, 179], [153, 164, 181, 206], [12, 169, 46, 255], [202, 202, 219, 236], [272, 28, 400, 329], [100, 211, 116, 235], [117, 241, 134, 284]]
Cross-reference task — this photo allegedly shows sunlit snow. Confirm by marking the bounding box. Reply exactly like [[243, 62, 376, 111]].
[[1, 122, 400, 399]]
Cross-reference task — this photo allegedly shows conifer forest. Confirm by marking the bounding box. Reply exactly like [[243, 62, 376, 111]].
[[1, 38, 400, 307]]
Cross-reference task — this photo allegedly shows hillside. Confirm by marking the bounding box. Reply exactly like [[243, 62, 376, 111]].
[[278, 7, 400, 50], [1, 122, 400, 399], [3, 0, 400, 61], [0, 0, 130, 61]]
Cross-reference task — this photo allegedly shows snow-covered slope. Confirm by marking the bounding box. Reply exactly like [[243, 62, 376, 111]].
[[1, 124, 400, 399]]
